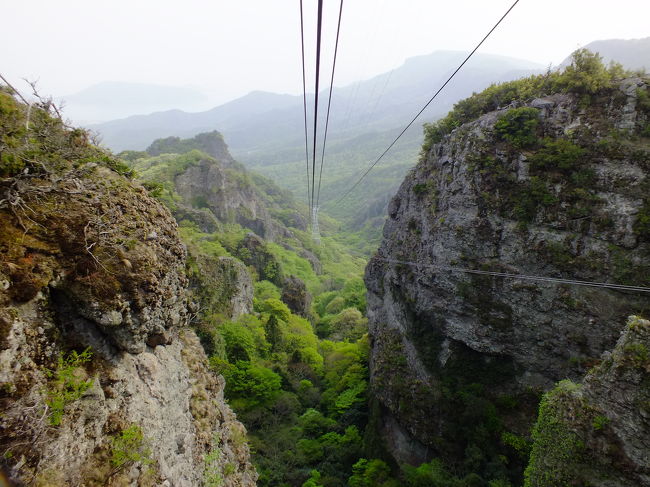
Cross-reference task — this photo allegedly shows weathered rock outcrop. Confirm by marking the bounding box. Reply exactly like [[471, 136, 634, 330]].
[[146, 131, 237, 167], [145, 130, 306, 242], [525, 316, 650, 486], [0, 91, 256, 485], [237, 233, 283, 286], [188, 252, 254, 321], [365, 76, 650, 473], [281, 276, 312, 317], [175, 156, 287, 240]]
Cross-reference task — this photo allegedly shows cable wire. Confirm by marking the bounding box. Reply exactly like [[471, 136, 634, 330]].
[[378, 257, 650, 293], [310, 0, 325, 210], [299, 0, 311, 211], [334, 0, 522, 205], [316, 0, 344, 208]]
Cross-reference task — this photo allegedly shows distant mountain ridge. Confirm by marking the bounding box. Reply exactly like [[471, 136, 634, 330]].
[[90, 50, 543, 154], [63, 81, 209, 123], [560, 37, 650, 70]]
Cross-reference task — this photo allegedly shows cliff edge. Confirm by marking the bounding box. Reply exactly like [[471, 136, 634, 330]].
[[0, 88, 256, 485]]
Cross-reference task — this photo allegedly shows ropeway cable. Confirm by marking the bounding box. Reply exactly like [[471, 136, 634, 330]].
[[377, 257, 650, 293], [334, 0, 522, 206], [299, 0, 311, 211], [315, 0, 344, 209]]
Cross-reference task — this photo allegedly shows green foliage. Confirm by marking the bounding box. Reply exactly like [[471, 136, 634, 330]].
[[348, 458, 398, 487], [624, 342, 649, 368], [266, 242, 318, 291], [299, 409, 337, 437], [329, 308, 367, 341], [529, 138, 585, 172], [591, 415, 610, 431], [110, 424, 153, 470], [218, 303, 368, 486], [204, 444, 224, 487], [0, 89, 135, 178], [333, 380, 367, 415], [557, 49, 612, 94], [302, 469, 324, 487], [324, 296, 346, 315], [219, 319, 263, 362], [223, 361, 283, 411], [130, 149, 206, 184], [422, 117, 460, 156], [117, 150, 148, 162], [142, 180, 164, 197], [524, 380, 585, 487], [264, 314, 284, 352], [104, 157, 137, 178], [402, 458, 462, 487], [494, 107, 540, 149], [634, 200, 650, 240], [146, 131, 226, 158], [420, 49, 627, 154], [313, 291, 339, 317], [179, 220, 230, 259], [44, 348, 93, 426], [513, 176, 557, 224], [257, 298, 291, 322], [501, 431, 531, 459], [254, 280, 281, 302]]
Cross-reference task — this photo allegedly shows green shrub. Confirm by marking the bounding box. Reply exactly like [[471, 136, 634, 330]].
[[348, 459, 396, 487], [591, 415, 610, 431], [494, 107, 540, 149], [111, 424, 153, 470], [634, 201, 650, 240], [557, 49, 613, 94], [419, 49, 629, 156], [204, 445, 223, 487], [529, 138, 585, 173], [524, 381, 585, 487], [44, 348, 94, 426], [223, 361, 282, 410], [513, 176, 557, 223]]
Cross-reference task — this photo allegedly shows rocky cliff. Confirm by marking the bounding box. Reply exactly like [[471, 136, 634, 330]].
[[0, 88, 256, 485], [525, 315, 650, 486], [133, 131, 306, 243], [365, 58, 650, 481]]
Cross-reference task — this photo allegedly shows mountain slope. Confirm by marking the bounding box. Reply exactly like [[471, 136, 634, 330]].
[[91, 51, 543, 154], [124, 132, 375, 486]]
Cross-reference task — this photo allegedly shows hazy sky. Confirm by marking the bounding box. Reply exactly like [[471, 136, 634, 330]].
[[3, 0, 649, 107]]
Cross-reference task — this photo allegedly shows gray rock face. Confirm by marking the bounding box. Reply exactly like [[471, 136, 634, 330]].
[[223, 257, 255, 319], [237, 233, 283, 286], [0, 163, 256, 485], [175, 158, 276, 237], [365, 78, 650, 465], [525, 316, 650, 486], [281, 276, 312, 317]]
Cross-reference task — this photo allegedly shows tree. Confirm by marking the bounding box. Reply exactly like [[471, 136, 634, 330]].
[[560, 48, 611, 94], [265, 314, 284, 352]]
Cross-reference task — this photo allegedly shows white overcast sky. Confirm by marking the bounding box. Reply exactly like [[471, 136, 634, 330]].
[[2, 0, 649, 106]]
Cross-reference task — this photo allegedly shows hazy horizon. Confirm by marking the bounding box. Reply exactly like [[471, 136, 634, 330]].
[[3, 0, 649, 122]]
